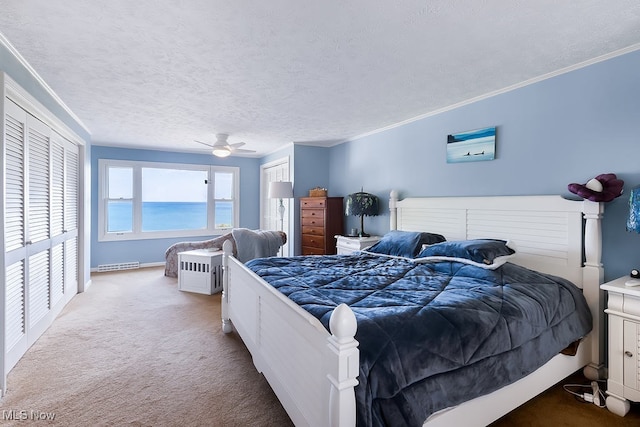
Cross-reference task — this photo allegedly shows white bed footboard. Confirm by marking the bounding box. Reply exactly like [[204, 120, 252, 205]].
[[221, 240, 359, 427]]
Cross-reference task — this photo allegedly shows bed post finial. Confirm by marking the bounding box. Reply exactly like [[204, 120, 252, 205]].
[[221, 239, 234, 333], [327, 304, 359, 426], [390, 190, 399, 231]]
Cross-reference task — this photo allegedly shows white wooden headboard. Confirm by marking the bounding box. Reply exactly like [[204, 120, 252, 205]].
[[388, 191, 605, 377], [389, 191, 603, 286]]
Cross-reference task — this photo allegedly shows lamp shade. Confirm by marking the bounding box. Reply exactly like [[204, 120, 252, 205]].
[[269, 181, 293, 199], [345, 192, 379, 217], [627, 186, 640, 233]]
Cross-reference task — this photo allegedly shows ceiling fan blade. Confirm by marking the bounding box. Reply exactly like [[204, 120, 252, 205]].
[[194, 140, 214, 148], [229, 142, 246, 149], [232, 148, 256, 153]]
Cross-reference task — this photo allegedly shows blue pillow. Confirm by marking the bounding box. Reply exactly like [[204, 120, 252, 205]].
[[365, 230, 446, 258], [416, 239, 515, 267]]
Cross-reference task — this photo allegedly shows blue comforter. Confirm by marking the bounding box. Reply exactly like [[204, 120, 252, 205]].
[[246, 253, 592, 426]]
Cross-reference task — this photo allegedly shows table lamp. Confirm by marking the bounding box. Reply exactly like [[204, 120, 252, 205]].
[[345, 191, 379, 237]]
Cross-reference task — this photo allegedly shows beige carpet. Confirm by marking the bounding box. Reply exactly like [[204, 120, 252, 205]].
[[0, 267, 292, 426], [1, 266, 639, 426]]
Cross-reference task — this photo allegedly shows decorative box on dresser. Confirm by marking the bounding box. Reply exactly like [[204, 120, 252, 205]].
[[601, 276, 640, 417], [300, 196, 344, 255]]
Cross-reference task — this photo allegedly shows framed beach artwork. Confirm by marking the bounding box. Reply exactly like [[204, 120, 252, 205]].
[[447, 126, 496, 163]]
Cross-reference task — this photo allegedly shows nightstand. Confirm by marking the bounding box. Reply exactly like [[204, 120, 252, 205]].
[[335, 235, 381, 255], [601, 276, 640, 416]]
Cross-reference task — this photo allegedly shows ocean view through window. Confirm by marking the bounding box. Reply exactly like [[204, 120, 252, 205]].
[[108, 202, 233, 231], [141, 167, 208, 232], [99, 159, 239, 241]]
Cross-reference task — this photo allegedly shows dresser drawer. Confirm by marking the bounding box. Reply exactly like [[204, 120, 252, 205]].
[[302, 246, 325, 255], [302, 234, 325, 249], [301, 208, 325, 220], [302, 225, 324, 236], [335, 236, 381, 255], [301, 198, 326, 208], [302, 216, 325, 228], [337, 238, 364, 251]]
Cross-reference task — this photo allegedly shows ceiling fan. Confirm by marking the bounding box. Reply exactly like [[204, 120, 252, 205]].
[[195, 133, 256, 157]]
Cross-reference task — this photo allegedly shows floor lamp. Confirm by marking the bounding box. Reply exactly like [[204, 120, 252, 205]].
[[268, 181, 293, 255]]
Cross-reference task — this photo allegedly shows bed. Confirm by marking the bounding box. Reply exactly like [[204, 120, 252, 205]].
[[220, 193, 605, 426]]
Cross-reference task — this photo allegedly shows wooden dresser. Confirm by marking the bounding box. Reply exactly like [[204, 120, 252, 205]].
[[300, 196, 344, 255]]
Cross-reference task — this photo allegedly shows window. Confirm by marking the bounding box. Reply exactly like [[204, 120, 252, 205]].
[[98, 160, 239, 241], [107, 166, 133, 233]]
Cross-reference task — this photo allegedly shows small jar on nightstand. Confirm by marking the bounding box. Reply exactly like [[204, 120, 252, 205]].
[[601, 276, 640, 417], [335, 235, 381, 255]]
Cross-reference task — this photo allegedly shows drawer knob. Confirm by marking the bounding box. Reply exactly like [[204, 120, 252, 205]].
[[625, 351, 633, 358]]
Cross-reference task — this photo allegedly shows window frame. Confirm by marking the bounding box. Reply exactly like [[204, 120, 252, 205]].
[[98, 159, 239, 241]]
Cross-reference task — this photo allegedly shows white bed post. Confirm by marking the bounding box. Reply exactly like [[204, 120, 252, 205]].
[[582, 200, 606, 380], [221, 239, 234, 334], [389, 190, 399, 230], [327, 304, 359, 427]]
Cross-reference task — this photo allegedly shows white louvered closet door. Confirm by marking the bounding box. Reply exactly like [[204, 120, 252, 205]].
[[63, 139, 79, 298], [50, 134, 65, 308], [50, 131, 79, 302], [4, 99, 28, 372], [26, 115, 52, 339], [3, 98, 80, 376]]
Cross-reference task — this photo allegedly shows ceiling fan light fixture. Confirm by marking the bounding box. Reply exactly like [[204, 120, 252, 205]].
[[212, 147, 231, 157], [196, 132, 256, 157]]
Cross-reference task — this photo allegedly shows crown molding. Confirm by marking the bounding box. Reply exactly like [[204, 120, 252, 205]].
[[0, 32, 90, 135], [348, 43, 640, 143]]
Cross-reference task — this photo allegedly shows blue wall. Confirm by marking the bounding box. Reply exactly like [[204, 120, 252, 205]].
[[328, 49, 640, 282], [293, 145, 332, 254], [91, 146, 261, 268]]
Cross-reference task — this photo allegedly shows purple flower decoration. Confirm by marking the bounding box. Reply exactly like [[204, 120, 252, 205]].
[[567, 173, 624, 202]]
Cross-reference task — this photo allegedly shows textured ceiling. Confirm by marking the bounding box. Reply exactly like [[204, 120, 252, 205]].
[[1, 1, 639, 156]]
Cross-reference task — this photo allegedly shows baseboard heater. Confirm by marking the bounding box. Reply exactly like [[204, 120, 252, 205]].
[[97, 261, 140, 272]]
